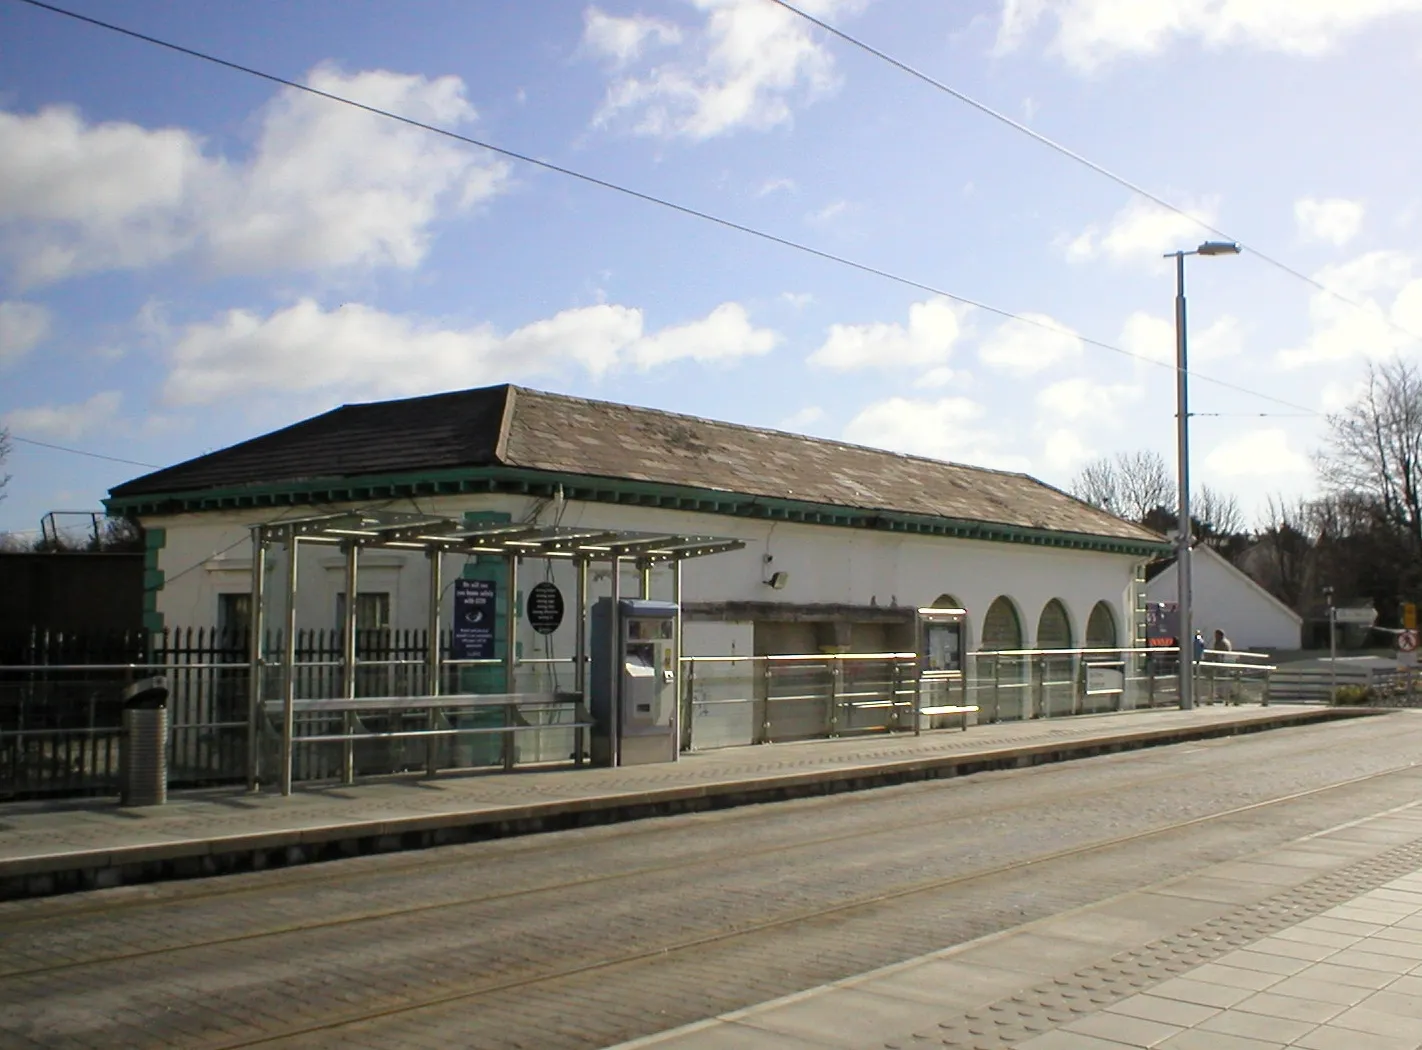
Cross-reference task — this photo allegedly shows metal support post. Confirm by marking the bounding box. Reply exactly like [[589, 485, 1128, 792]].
[[761, 658, 773, 743], [827, 659, 840, 737], [671, 558, 682, 762], [503, 553, 518, 772], [1175, 251, 1196, 712], [683, 658, 695, 753], [575, 555, 588, 766], [245, 528, 266, 792], [426, 549, 442, 777], [280, 534, 299, 797], [341, 540, 358, 785], [640, 559, 652, 600], [609, 555, 622, 766], [1326, 587, 1337, 703]]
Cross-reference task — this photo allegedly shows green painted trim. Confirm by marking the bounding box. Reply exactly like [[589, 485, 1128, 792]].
[[105, 466, 1170, 558], [141, 527, 166, 632]]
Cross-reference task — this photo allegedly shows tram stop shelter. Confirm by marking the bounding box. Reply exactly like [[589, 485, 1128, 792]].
[[244, 510, 744, 795]]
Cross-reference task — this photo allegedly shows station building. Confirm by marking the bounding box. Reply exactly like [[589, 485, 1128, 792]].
[[106, 384, 1168, 670]]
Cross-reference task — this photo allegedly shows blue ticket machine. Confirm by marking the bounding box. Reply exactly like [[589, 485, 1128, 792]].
[[591, 598, 679, 766]]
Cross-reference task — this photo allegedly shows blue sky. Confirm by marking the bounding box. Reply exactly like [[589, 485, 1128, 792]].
[[3, 0, 1422, 539]]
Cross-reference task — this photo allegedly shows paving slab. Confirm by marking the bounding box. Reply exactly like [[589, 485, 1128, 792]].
[[608, 779, 1422, 1050], [0, 703, 1367, 900]]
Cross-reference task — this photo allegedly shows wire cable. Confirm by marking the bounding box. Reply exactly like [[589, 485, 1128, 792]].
[[8, 434, 161, 468], [769, 0, 1422, 348], [7, 0, 1319, 417]]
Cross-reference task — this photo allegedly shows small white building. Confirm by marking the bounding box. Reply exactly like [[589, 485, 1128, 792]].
[[1145, 545, 1302, 653], [106, 384, 1168, 661]]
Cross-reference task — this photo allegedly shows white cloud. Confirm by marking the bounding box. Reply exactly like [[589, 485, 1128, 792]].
[[1119, 310, 1243, 365], [0, 300, 51, 365], [806, 199, 849, 224], [977, 313, 1081, 375], [1064, 198, 1219, 266], [843, 396, 1032, 472], [4, 391, 121, 440], [809, 297, 968, 370], [777, 406, 825, 431], [582, 7, 682, 65], [1295, 197, 1365, 247], [161, 298, 778, 404], [996, 0, 1422, 72], [915, 365, 959, 388], [0, 66, 508, 285], [1276, 250, 1422, 368], [588, 0, 856, 140], [1202, 428, 1310, 478], [780, 291, 814, 308], [758, 177, 797, 197], [1035, 377, 1141, 421], [1040, 427, 1093, 473]]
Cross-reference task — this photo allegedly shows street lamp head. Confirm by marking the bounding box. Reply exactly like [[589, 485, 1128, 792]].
[[1196, 240, 1241, 256]]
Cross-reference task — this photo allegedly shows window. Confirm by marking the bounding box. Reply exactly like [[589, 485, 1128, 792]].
[[217, 593, 251, 636], [981, 596, 1022, 650], [335, 592, 391, 632], [1036, 599, 1073, 649], [1086, 601, 1118, 648]]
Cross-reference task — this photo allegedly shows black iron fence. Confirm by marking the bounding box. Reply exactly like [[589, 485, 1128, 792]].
[[0, 627, 453, 800]]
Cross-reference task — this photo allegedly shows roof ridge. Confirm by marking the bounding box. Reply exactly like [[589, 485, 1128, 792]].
[[494, 385, 517, 464]]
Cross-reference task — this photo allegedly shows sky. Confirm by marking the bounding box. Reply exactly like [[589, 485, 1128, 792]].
[[3, 0, 1422, 540]]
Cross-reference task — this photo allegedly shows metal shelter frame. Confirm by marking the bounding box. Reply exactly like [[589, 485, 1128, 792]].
[[244, 511, 744, 795]]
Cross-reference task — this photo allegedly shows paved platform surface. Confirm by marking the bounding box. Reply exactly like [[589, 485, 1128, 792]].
[[613, 774, 1422, 1050], [0, 704, 1368, 898]]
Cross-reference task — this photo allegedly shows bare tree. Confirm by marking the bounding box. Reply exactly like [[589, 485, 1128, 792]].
[[1317, 358, 1422, 555], [1250, 495, 1318, 610], [1071, 450, 1175, 522], [0, 427, 10, 505], [1193, 485, 1245, 551]]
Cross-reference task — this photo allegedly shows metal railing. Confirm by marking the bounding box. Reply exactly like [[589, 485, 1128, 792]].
[[681, 647, 1277, 751], [0, 653, 584, 799]]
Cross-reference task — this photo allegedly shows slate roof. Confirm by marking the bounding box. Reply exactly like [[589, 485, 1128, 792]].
[[110, 384, 1162, 546]]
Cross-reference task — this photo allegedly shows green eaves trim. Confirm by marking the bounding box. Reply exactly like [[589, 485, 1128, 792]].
[[104, 466, 1171, 558]]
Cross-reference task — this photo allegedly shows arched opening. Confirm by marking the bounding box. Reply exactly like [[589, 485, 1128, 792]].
[[1036, 599, 1073, 649], [1086, 601, 1118, 648], [981, 596, 1022, 650], [932, 593, 963, 609]]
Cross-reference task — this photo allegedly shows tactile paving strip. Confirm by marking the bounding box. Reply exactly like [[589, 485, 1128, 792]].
[[885, 836, 1422, 1049]]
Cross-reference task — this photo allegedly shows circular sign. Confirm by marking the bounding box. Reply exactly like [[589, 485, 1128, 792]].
[[1399, 630, 1419, 653], [527, 582, 565, 635]]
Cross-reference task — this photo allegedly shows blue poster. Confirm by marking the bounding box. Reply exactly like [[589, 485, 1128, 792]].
[[452, 578, 496, 660]]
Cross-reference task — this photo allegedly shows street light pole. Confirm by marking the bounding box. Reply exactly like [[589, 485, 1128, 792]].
[[1165, 240, 1241, 712]]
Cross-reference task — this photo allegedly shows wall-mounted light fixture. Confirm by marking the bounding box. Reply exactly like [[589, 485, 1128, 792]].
[[764, 571, 789, 590]]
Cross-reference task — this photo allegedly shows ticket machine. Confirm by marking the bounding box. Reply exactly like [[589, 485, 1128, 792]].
[[590, 598, 678, 766], [915, 606, 968, 725]]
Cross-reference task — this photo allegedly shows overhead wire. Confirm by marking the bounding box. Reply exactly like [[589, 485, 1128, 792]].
[[768, 0, 1422, 348], [8, 434, 161, 468], [7, 0, 1318, 419]]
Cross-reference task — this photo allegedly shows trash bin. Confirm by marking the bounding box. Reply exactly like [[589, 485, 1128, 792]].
[[120, 676, 169, 806]]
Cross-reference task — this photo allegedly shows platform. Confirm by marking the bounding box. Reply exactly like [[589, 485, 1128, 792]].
[[0, 704, 1374, 900]]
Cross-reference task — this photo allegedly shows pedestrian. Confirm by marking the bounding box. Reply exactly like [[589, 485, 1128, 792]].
[[1193, 630, 1206, 662], [1213, 629, 1234, 659]]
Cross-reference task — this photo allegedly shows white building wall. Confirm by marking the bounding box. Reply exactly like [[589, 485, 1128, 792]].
[[145, 493, 1146, 657], [1146, 547, 1301, 652]]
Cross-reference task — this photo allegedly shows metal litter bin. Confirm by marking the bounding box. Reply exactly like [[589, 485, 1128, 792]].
[[120, 676, 169, 807]]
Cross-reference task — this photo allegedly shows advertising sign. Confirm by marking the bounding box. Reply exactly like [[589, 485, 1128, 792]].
[[1145, 601, 1178, 647], [452, 578, 496, 660]]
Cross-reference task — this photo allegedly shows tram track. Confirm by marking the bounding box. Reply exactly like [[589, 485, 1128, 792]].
[[0, 725, 1378, 978], [0, 715, 1376, 933], [197, 759, 1422, 1049]]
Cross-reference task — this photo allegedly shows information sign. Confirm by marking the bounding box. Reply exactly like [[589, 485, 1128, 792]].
[[452, 579, 496, 660], [527, 582, 565, 635], [1399, 630, 1419, 653]]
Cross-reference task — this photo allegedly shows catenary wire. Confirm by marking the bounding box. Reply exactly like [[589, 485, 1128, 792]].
[[768, 0, 1422, 347], [8, 434, 161, 468], [9, 0, 1320, 418]]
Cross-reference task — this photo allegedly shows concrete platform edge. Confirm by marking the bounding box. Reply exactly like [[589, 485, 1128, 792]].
[[0, 707, 1377, 901]]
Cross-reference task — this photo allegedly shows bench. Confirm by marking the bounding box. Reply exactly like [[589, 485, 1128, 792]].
[[918, 704, 979, 731]]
